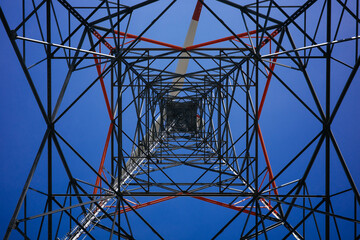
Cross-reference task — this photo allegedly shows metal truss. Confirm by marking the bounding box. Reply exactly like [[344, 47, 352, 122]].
[[1, 0, 360, 239]]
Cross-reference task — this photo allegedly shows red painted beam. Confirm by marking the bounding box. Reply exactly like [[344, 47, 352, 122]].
[[94, 55, 114, 121], [258, 124, 279, 196], [258, 58, 277, 118], [117, 194, 277, 218], [256, 55, 279, 196], [92, 53, 114, 195], [192, 0, 204, 21], [118, 194, 257, 216], [114, 30, 183, 50], [191, 196, 256, 216], [93, 123, 113, 195], [120, 196, 177, 214], [186, 30, 258, 50]]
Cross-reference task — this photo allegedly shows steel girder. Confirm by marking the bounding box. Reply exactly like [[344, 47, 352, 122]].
[[1, 0, 360, 239]]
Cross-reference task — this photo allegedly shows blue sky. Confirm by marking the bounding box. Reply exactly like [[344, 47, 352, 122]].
[[1, 0, 360, 239]]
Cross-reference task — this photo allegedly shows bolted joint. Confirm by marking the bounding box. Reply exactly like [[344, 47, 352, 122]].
[[10, 30, 17, 39], [253, 53, 262, 61], [323, 121, 331, 134], [47, 123, 55, 132], [145, 81, 153, 89]]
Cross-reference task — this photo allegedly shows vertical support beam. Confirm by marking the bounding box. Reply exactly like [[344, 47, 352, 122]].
[[218, 53, 222, 192], [325, 0, 331, 239], [356, 0, 359, 63], [22, 1, 27, 238], [246, 60, 249, 183], [46, 0, 52, 239], [68, 8, 70, 59], [117, 58, 122, 239], [147, 50, 150, 193], [225, 54, 229, 174], [117, 2, 121, 239], [69, 182, 72, 232], [24, 196, 27, 240], [304, 9, 307, 64], [255, 0, 260, 238], [355, 195, 358, 239], [111, 65, 115, 183], [22, 0, 25, 61], [303, 186, 305, 238], [217, 70, 223, 192]]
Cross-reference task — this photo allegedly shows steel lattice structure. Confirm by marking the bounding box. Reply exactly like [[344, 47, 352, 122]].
[[1, 0, 360, 239]]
